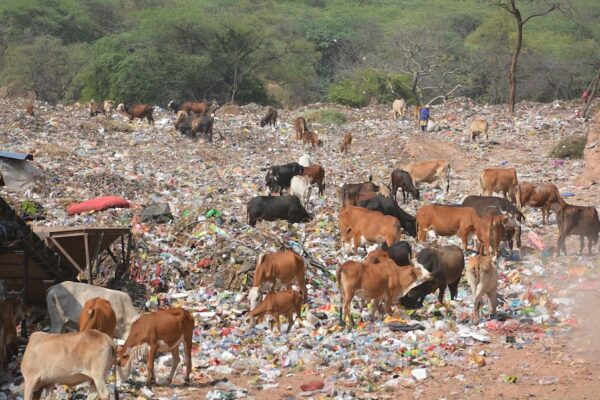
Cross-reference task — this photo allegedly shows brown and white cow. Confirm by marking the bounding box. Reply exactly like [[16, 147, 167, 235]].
[[339, 206, 402, 254], [248, 290, 303, 333], [479, 168, 521, 209], [466, 255, 498, 322], [249, 251, 307, 310], [554, 203, 600, 257], [117, 307, 194, 386], [519, 182, 565, 224], [402, 160, 451, 195], [79, 297, 117, 338]]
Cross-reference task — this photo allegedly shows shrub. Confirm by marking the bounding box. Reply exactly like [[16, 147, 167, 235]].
[[549, 136, 586, 159], [305, 109, 347, 124]]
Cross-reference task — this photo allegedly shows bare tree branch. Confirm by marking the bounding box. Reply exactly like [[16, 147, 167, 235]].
[[522, 3, 560, 24]]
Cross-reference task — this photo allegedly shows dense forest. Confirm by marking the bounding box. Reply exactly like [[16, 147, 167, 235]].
[[0, 0, 598, 107]]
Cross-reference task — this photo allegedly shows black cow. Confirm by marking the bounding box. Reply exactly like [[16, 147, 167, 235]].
[[247, 195, 312, 226], [554, 203, 600, 256], [380, 241, 412, 266], [390, 169, 420, 204], [357, 196, 417, 237], [400, 245, 465, 309], [265, 162, 304, 195]]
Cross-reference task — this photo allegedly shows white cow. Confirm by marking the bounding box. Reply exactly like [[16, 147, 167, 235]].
[[298, 154, 312, 167], [290, 175, 312, 209], [21, 330, 116, 400], [46, 281, 138, 339]]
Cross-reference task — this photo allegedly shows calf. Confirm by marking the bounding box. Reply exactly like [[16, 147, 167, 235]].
[[390, 169, 420, 203], [479, 168, 521, 209], [247, 195, 312, 226], [249, 250, 307, 309], [392, 99, 408, 119], [248, 290, 303, 333], [380, 241, 412, 266], [339, 206, 402, 254], [167, 99, 216, 115], [336, 258, 431, 326], [46, 281, 138, 339], [303, 131, 323, 148], [79, 297, 117, 338], [303, 164, 325, 196], [290, 175, 312, 208], [265, 162, 305, 195], [401, 245, 465, 309], [260, 107, 278, 127], [22, 330, 116, 400], [293, 117, 308, 139], [340, 133, 353, 153], [554, 203, 600, 256], [402, 160, 451, 195], [466, 255, 498, 322], [358, 195, 417, 237], [116, 103, 154, 124], [470, 119, 489, 141], [519, 182, 565, 224], [117, 308, 194, 386], [298, 154, 312, 167]]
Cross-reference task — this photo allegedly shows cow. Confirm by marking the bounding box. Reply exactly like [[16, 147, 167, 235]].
[[249, 250, 307, 310], [247, 195, 312, 227], [357, 195, 417, 237], [167, 99, 217, 115], [103, 100, 113, 115], [303, 165, 325, 196], [175, 112, 216, 142], [402, 160, 451, 195], [392, 99, 408, 119], [265, 162, 304, 195], [340, 133, 353, 153], [336, 257, 431, 326], [117, 307, 194, 386], [400, 245, 465, 309], [248, 290, 303, 333], [479, 168, 521, 209], [519, 182, 565, 224], [379, 241, 412, 267], [466, 255, 498, 322], [260, 107, 278, 127], [470, 119, 489, 141], [89, 100, 104, 117], [25, 103, 34, 116], [0, 296, 28, 381], [46, 281, 139, 339], [303, 131, 323, 148], [79, 297, 117, 338], [339, 206, 402, 254], [298, 154, 312, 167], [21, 330, 117, 400], [116, 103, 154, 124], [293, 117, 308, 140], [554, 203, 600, 256], [290, 175, 312, 209], [390, 169, 420, 203], [338, 179, 391, 208]]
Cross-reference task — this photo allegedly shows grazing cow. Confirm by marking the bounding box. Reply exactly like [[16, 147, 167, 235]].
[[22, 330, 116, 400], [89, 100, 104, 117], [554, 203, 600, 256], [336, 257, 431, 326], [79, 297, 117, 338], [116, 103, 154, 124], [479, 168, 521, 209], [260, 107, 278, 127], [247, 195, 312, 227], [416, 204, 495, 253], [248, 290, 303, 333], [338, 179, 390, 208], [46, 281, 138, 339], [290, 175, 312, 208], [293, 117, 308, 140], [340, 133, 353, 153], [265, 162, 305, 195], [249, 250, 307, 309], [303, 131, 323, 148], [303, 165, 325, 196], [380, 241, 412, 266], [167, 99, 216, 115], [466, 255, 498, 322], [401, 245, 465, 309], [298, 154, 312, 167], [470, 119, 489, 141], [103, 100, 113, 115], [402, 160, 451, 195], [339, 206, 402, 254], [392, 99, 408, 119], [25, 103, 34, 116], [117, 308, 194, 386], [390, 169, 420, 203], [519, 182, 565, 224], [358, 196, 417, 237], [175, 112, 217, 142]]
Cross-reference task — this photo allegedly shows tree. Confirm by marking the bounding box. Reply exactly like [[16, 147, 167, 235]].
[[494, 0, 560, 113]]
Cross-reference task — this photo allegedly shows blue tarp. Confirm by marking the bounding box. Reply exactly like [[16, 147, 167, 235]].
[[0, 150, 33, 161]]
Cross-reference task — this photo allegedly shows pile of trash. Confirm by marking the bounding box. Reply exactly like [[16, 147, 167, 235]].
[[0, 97, 597, 398]]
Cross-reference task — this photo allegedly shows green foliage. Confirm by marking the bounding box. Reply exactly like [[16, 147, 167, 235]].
[[549, 136, 587, 159], [304, 109, 347, 125]]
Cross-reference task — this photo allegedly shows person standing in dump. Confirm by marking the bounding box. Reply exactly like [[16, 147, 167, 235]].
[[419, 106, 430, 132]]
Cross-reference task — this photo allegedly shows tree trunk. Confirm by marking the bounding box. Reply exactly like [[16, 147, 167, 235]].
[[508, 19, 523, 114]]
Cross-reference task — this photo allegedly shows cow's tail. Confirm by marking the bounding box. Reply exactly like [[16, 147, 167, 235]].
[[112, 343, 120, 400], [336, 266, 344, 325], [445, 163, 451, 194]]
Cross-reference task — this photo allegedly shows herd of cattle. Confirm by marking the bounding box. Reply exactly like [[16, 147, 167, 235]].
[[1, 99, 599, 399]]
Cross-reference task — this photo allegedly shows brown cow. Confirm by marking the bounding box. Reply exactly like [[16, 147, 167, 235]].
[[103, 100, 113, 115], [480, 214, 509, 257], [25, 103, 34, 116], [260, 107, 278, 127], [248, 290, 303, 333], [116, 103, 154, 124], [0, 296, 27, 381], [470, 119, 489, 141], [168, 99, 216, 115], [338, 179, 391, 208], [89, 100, 104, 117], [339, 206, 402, 254], [466, 255, 498, 322], [79, 297, 117, 338], [294, 117, 308, 139], [402, 160, 451, 195], [340, 133, 352, 153], [519, 182, 565, 224], [117, 307, 194, 385], [554, 203, 600, 256], [303, 164, 325, 196], [249, 251, 307, 310], [303, 131, 323, 148], [479, 168, 521, 209]]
